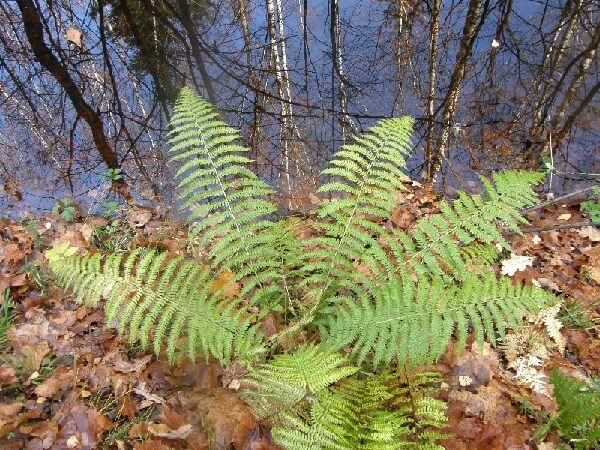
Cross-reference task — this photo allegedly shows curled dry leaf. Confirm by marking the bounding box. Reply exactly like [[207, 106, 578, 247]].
[[134, 382, 165, 405], [102, 351, 152, 374], [147, 423, 193, 440]]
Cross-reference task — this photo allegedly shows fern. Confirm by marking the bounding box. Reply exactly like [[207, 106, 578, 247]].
[[244, 345, 358, 423], [46, 243, 263, 364], [334, 170, 542, 291], [322, 274, 558, 367], [245, 347, 449, 449], [169, 87, 294, 308], [547, 370, 600, 450], [299, 118, 413, 309], [45, 89, 565, 449], [460, 243, 500, 274]]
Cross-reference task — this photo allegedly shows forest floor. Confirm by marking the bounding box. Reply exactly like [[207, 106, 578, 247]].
[[0, 184, 598, 450]]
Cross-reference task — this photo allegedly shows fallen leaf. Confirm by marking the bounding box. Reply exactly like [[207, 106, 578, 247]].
[[134, 382, 165, 405], [158, 406, 185, 430], [210, 270, 240, 299], [66, 435, 80, 448], [180, 388, 259, 449], [127, 206, 153, 228], [500, 253, 534, 276], [34, 367, 73, 397], [103, 351, 152, 374], [0, 403, 23, 427], [577, 226, 600, 242], [54, 391, 113, 449], [20, 342, 50, 372], [0, 409, 40, 438], [20, 420, 59, 442], [557, 213, 572, 221], [118, 394, 138, 420], [0, 366, 17, 386], [459, 375, 473, 387], [582, 245, 600, 283], [147, 423, 193, 440]]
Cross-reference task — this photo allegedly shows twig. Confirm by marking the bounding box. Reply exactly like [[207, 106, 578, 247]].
[[504, 221, 600, 236], [521, 187, 595, 214]]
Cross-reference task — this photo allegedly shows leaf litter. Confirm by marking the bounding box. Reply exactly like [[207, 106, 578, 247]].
[[0, 190, 597, 449]]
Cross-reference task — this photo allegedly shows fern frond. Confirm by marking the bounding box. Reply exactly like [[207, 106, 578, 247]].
[[244, 345, 358, 424], [169, 88, 292, 309], [363, 170, 543, 285], [322, 274, 560, 367], [247, 349, 449, 450], [299, 118, 414, 305], [460, 243, 501, 274], [550, 370, 600, 450], [47, 246, 264, 363]]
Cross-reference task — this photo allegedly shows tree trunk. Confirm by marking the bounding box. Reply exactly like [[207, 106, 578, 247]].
[[266, 0, 295, 207], [427, 0, 486, 181], [330, 0, 355, 143], [424, 0, 441, 177], [176, 0, 218, 106], [16, 0, 120, 171]]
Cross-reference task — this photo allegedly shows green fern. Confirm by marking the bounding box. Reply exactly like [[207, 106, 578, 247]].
[[460, 243, 501, 274], [169, 87, 294, 308], [299, 118, 413, 310], [46, 243, 263, 364], [322, 274, 558, 367], [547, 370, 600, 450], [376, 170, 542, 282], [245, 347, 449, 449], [45, 89, 565, 449]]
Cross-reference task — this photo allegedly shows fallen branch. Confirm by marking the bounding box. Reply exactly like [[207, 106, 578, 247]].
[[504, 221, 600, 236], [522, 187, 595, 214]]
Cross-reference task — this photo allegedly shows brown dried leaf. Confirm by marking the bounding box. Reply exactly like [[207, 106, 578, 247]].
[[577, 226, 600, 242], [118, 394, 138, 421], [0, 366, 17, 386], [103, 351, 152, 374], [158, 406, 185, 430], [20, 342, 50, 372], [0, 403, 23, 427], [147, 423, 193, 440], [180, 388, 258, 449], [54, 391, 113, 449], [210, 270, 240, 299], [33, 367, 73, 398], [127, 206, 153, 229], [134, 382, 165, 405]]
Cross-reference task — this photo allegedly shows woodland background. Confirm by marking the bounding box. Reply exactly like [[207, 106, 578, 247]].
[[0, 0, 598, 212]]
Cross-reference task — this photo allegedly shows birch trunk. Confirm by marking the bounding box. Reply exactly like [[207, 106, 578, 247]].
[[330, 0, 356, 143], [424, 0, 441, 178], [427, 0, 484, 181]]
